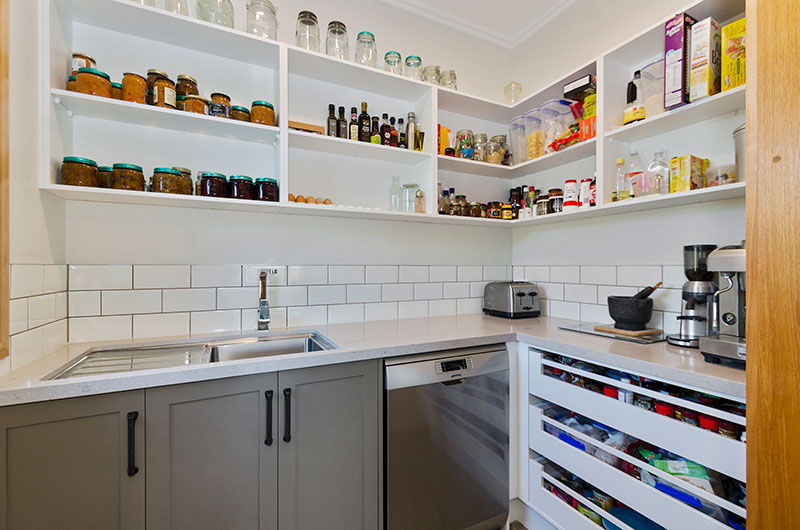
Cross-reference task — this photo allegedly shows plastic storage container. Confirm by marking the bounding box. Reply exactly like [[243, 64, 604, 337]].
[[706, 165, 737, 187], [641, 58, 666, 118], [540, 99, 575, 153], [509, 115, 526, 165], [524, 108, 544, 160]]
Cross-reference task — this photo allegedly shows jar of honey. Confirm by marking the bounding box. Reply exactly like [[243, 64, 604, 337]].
[[146, 69, 168, 105], [61, 157, 99, 187], [111, 82, 122, 100], [175, 75, 199, 97], [153, 76, 177, 108], [183, 95, 208, 115]]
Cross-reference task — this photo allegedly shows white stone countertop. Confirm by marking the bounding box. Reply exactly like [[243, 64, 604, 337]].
[[0, 315, 746, 407]]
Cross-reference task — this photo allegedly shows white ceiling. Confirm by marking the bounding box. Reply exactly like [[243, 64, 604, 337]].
[[381, 0, 578, 49]]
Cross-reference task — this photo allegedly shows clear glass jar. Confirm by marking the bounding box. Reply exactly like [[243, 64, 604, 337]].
[[325, 21, 349, 60], [491, 134, 511, 166], [354, 32, 377, 67], [404, 55, 422, 80], [133, 0, 156, 6], [414, 189, 425, 213], [441, 69, 457, 90], [402, 183, 419, 213], [295, 11, 320, 52], [454, 129, 474, 159], [247, 0, 278, 40], [165, 0, 189, 15], [197, 0, 234, 28], [504, 82, 522, 104], [422, 65, 440, 85], [485, 140, 504, 165], [472, 133, 488, 161], [384, 51, 402, 74]]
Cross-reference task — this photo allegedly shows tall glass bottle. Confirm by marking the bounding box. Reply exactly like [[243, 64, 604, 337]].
[[390, 176, 403, 211], [370, 117, 381, 144], [337, 106, 348, 139], [197, 0, 234, 28], [390, 117, 399, 147], [437, 183, 445, 214], [613, 157, 630, 202], [358, 102, 371, 142], [326, 104, 337, 137], [648, 150, 670, 194], [380, 114, 391, 146], [627, 150, 646, 197], [397, 118, 406, 148], [406, 112, 417, 151], [349, 107, 359, 141]]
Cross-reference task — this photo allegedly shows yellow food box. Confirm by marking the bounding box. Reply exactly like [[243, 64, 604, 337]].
[[722, 17, 746, 92], [670, 155, 708, 193]]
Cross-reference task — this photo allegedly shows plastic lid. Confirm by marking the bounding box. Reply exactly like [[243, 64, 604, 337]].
[[256, 177, 278, 184], [63, 156, 97, 167], [123, 71, 145, 79], [77, 67, 110, 81], [68, 75, 76, 81], [177, 74, 197, 83], [113, 163, 143, 172], [146, 69, 168, 78], [98, 166, 113, 172], [357, 31, 375, 41], [385, 50, 401, 59], [252, 101, 274, 109], [442, 190, 449, 196], [232, 105, 250, 113], [699, 415, 719, 430], [229, 175, 253, 182], [111, 82, 122, 88], [177, 95, 185, 100], [200, 172, 227, 179], [616, 157, 625, 164], [210, 92, 230, 99], [72, 52, 96, 62], [153, 167, 181, 176]]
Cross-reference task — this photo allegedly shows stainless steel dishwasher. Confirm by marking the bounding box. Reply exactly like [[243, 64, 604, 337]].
[[385, 344, 509, 530]]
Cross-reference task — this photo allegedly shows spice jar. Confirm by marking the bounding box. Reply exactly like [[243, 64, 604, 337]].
[[655, 401, 675, 417], [231, 105, 250, 121], [675, 407, 699, 425], [633, 395, 655, 411], [488, 202, 502, 219], [484, 139, 504, 165], [71, 52, 96, 74], [548, 188, 564, 213], [175, 75, 199, 97], [472, 133, 488, 161], [699, 414, 720, 432], [501, 203, 513, 220], [254, 177, 279, 201], [454, 129, 474, 159], [468, 202, 482, 218], [146, 69, 168, 105], [228, 175, 254, 200], [153, 76, 177, 108], [61, 156, 99, 187], [718, 420, 739, 439], [536, 195, 550, 216], [199, 172, 228, 197], [111, 163, 145, 191], [111, 82, 122, 100], [76, 67, 112, 98], [122, 72, 147, 104], [183, 95, 208, 115], [66, 75, 77, 92], [250, 101, 275, 126], [150, 167, 193, 195], [98, 166, 113, 188], [490, 134, 511, 166]]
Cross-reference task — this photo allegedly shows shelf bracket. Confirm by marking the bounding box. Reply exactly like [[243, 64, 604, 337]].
[[52, 96, 73, 117]]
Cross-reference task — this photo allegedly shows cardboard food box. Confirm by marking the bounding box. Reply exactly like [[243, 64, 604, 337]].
[[722, 17, 746, 91], [690, 17, 722, 101], [670, 155, 709, 193], [579, 115, 596, 141], [664, 12, 697, 109]]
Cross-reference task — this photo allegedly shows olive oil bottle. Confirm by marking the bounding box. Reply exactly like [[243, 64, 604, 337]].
[[358, 101, 371, 142], [349, 107, 359, 141]]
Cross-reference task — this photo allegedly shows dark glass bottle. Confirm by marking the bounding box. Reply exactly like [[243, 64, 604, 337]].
[[398, 118, 406, 148], [389, 117, 398, 147], [370, 116, 381, 144], [349, 107, 359, 141], [327, 104, 337, 137], [380, 113, 391, 146], [358, 101, 371, 142], [337, 106, 348, 139]]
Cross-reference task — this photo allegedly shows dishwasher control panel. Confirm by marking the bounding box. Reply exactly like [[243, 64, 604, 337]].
[[435, 357, 473, 374]]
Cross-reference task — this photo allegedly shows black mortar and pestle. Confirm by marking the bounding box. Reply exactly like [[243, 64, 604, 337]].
[[607, 282, 662, 331]]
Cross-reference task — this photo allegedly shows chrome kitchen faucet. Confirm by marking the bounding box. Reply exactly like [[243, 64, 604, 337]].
[[258, 269, 279, 331]]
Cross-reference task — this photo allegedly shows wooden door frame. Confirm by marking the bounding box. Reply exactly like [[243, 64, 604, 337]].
[[0, 0, 8, 360]]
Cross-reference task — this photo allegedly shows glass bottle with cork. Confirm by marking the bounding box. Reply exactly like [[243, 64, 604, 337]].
[[381, 113, 392, 145], [390, 117, 399, 147], [358, 101, 371, 142], [349, 107, 359, 141], [337, 106, 348, 139], [370, 117, 381, 143], [327, 104, 337, 136]]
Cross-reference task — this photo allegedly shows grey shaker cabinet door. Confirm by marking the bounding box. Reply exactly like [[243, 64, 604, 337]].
[[278, 360, 380, 530], [145, 373, 279, 530], [0, 390, 145, 530]]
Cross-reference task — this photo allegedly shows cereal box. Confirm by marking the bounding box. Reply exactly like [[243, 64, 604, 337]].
[[670, 155, 709, 193], [665, 13, 696, 109], [690, 17, 722, 101], [722, 17, 746, 91]]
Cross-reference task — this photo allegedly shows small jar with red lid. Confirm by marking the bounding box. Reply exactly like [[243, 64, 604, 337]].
[[718, 420, 740, 439], [228, 175, 253, 200], [655, 401, 675, 417], [602, 385, 618, 399], [254, 177, 279, 202], [699, 414, 720, 431], [675, 407, 699, 425], [199, 172, 228, 198]]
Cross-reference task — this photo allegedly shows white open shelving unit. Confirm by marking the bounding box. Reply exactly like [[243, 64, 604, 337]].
[[40, 0, 746, 229]]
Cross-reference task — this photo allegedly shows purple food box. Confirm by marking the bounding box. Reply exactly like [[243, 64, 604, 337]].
[[664, 12, 697, 109]]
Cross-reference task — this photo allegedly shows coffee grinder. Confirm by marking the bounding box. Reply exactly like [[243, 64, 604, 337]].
[[700, 245, 746, 365], [667, 245, 718, 348]]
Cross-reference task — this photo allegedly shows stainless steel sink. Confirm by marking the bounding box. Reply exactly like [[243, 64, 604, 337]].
[[45, 331, 337, 380]]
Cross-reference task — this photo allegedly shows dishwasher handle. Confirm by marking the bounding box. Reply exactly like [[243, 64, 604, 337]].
[[385, 348, 509, 390]]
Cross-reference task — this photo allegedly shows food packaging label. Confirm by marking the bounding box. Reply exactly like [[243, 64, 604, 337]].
[[665, 13, 697, 109], [690, 17, 722, 101], [623, 104, 645, 125], [670, 155, 707, 193], [722, 17, 746, 91], [579, 116, 596, 141]]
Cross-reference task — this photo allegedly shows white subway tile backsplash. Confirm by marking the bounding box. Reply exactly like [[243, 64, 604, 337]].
[[617, 266, 661, 287], [597, 285, 638, 302], [539, 300, 550, 316], [28, 294, 57, 328], [469, 282, 488, 298], [56, 292, 67, 320], [43, 319, 67, 354], [550, 266, 580, 284], [43, 265, 67, 293], [328, 304, 365, 324], [512, 266, 525, 281], [366, 266, 398, 284], [457, 266, 483, 282], [70, 316, 132, 343], [429, 299, 457, 317], [483, 266, 508, 281], [217, 287, 259, 310], [398, 301, 428, 319], [0, 357, 8, 377], [564, 284, 597, 304], [102, 290, 161, 315], [399, 266, 428, 283], [524, 266, 550, 282], [580, 303, 611, 324], [9, 298, 27, 335], [134, 265, 190, 289], [288, 266, 327, 286], [548, 300, 580, 320], [414, 283, 443, 300], [651, 288, 683, 313], [192, 265, 241, 288], [9, 326, 45, 370], [663, 312, 681, 335], [287, 306, 327, 327], [382, 283, 414, 302], [69, 291, 101, 317], [429, 266, 457, 282], [347, 284, 382, 304], [11, 265, 44, 298], [457, 298, 483, 315], [267, 286, 307, 307], [308, 285, 347, 306], [268, 307, 287, 329], [191, 310, 241, 334], [662, 265, 686, 289], [243, 265, 287, 287], [134, 313, 190, 339], [328, 266, 364, 285], [443, 282, 470, 299], [580, 266, 616, 285], [69, 265, 131, 291], [365, 302, 398, 322], [647, 311, 664, 331], [241, 309, 259, 331], [536, 283, 564, 301], [163, 288, 216, 312]]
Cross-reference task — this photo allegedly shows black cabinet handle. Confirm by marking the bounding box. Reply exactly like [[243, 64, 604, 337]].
[[283, 388, 292, 443], [127, 411, 139, 477], [265, 390, 274, 446]]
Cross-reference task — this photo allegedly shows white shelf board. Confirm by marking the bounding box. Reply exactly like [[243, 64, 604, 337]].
[[513, 182, 746, 227], [605, 86, 746, 143], [286, 45, 430, 102], [288, 130, 432, 164], [52, 89, 280, 144], [437, 155, 512, 178], [437, 86, 512, 123], [53, 0, 280, 68]]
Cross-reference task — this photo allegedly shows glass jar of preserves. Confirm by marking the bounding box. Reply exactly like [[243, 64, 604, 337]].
[[491, 134, 511, 166], [536, 195, 550, 216], [176, 95, 185, 111], [98, 166, 113, 188], [111, 163, 145, 191], [451, 195, 468, 216], [354, 31, 377, 67], [488, 201, 502, 218], [472, 133, 488, 161], [250, 101, 275, 125], [228, 175, 254, 200], [247, 0, 278, 40], [172, 167, 193, 194], [71, 52, 96, 75], [151, 167, 193, 195], [384, 51, 402, 74], [480, 204, 488, 217], [295, 11, 320, 52], [122, 72, 147, 104], [183, 95, 208, 115], [422, 65, 440, 84], [175, 75, 199, 97], [153, 76, 177, 108], [197, 0, 234, 28], [501, 203, 513, 220], [209, 92, 231, 118], [111, 82, 122, 100], [231, 105, 250, 121], [67, 75, 76, 92], [146, 69, 168, 105], [76, 67, 112, 98], [254, 177, 279, 201], [61, 156, 99, 187], [404, 55, 422, 80], [484, 139, 503, 165], [454, 129, 474, 159], [468, 202, 482, 218], [548, 188, 564, 213], [199, 172, 228, 197]]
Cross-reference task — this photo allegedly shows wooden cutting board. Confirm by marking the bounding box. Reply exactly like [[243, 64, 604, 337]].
[[594, 324, 663, 337]]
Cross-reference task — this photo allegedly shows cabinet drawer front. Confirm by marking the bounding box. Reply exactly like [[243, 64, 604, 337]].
[[529, 350, 746, 482]]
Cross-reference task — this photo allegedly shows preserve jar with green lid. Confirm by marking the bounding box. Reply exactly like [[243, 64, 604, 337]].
[[228, 175, 254, 200], [151, 167, 193, 195], [199, 172, 228, 197], [250, 100, 275, 125], [111, 163, 145, 191], [231, 105, 251, 121], [76, 67, 112, 98], [98, 165, 113, 188], [67, 75, 77, 92], [254, 177, 279, 201], [61, 156, 99, 187]]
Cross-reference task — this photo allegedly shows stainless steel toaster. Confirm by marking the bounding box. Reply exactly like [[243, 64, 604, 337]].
[[483, 282, 540, 319]]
